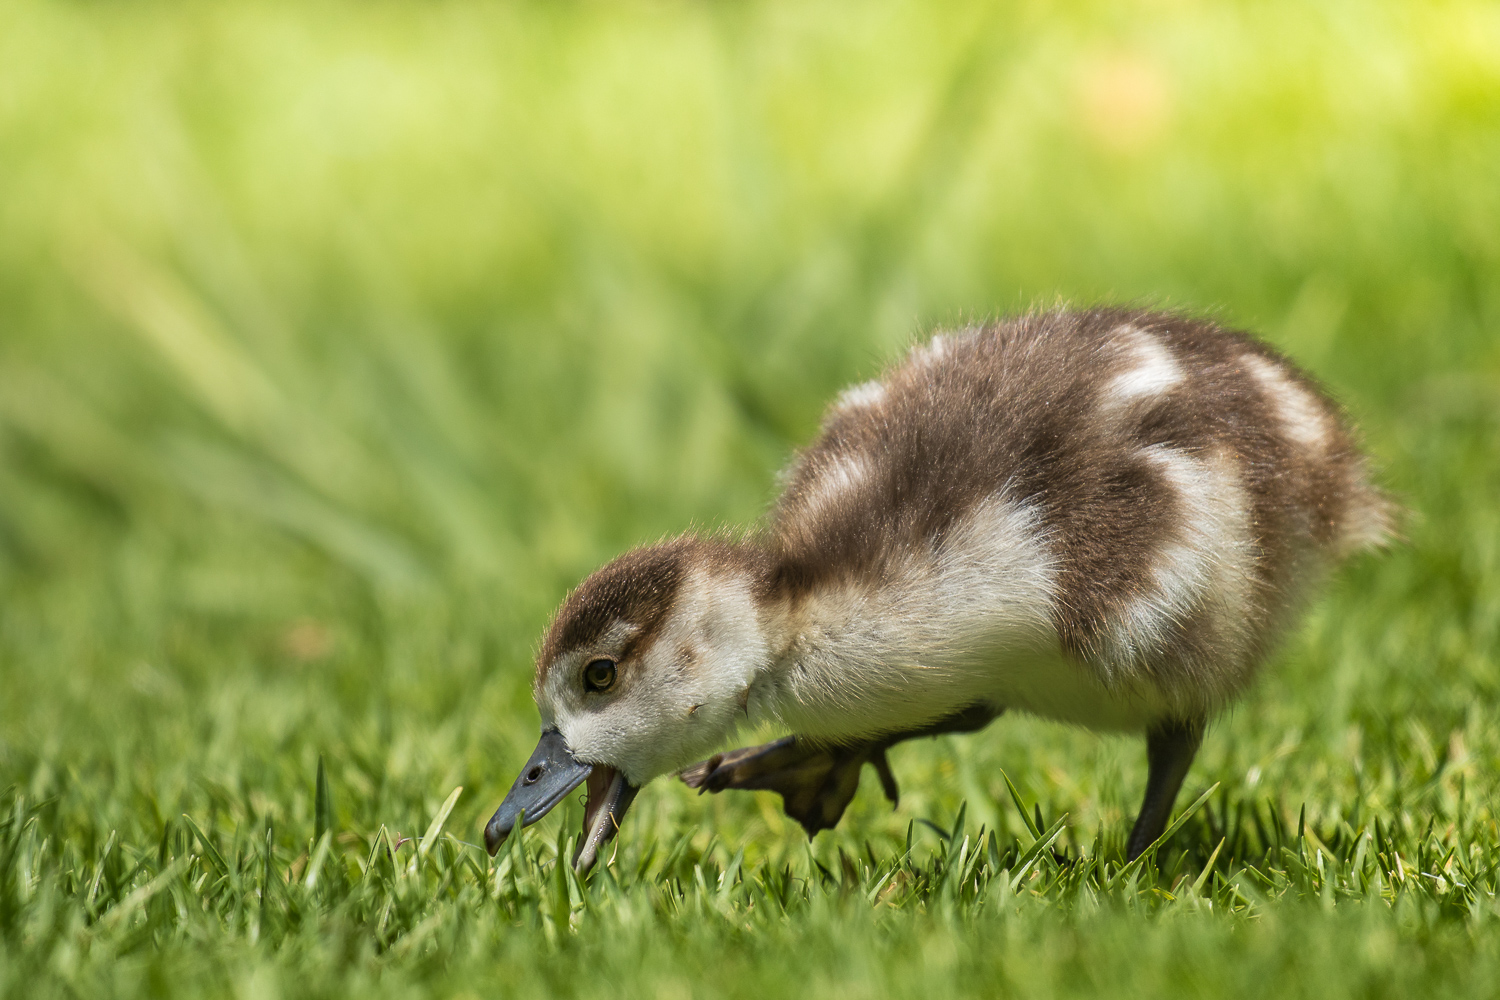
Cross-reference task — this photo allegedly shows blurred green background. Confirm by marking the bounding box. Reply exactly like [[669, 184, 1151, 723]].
[[1, 0, 1499, 996]]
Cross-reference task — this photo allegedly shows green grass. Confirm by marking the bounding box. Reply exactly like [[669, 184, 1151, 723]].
[[2, 0, 1499, 996]]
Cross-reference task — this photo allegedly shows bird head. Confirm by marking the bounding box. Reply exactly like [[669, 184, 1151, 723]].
[[483, 538, 771, 870]]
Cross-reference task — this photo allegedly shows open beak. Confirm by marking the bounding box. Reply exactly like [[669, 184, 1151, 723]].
[[483, 727, 639, 872], [573, 765, 639, 873]]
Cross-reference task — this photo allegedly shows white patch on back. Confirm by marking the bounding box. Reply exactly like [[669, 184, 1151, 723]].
[[1096, 445, 1258, 706], [799, 452, 870, 516], [909, 334, 950, 367], [1103, 326, 1183, 412], [833, 379, 886, 414], [1242, 353, 1329, 451]]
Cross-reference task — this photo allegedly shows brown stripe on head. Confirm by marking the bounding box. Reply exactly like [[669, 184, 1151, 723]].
[[536, 536, 770, 688], [537, 542, 690, 688]]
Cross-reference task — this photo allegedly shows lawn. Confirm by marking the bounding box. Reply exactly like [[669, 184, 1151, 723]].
[[2, 0, 1499, 996]]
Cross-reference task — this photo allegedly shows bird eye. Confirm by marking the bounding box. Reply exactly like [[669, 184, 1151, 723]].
[[583, 658, 617, 693]]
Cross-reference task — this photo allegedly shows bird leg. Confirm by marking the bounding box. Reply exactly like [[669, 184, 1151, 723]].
[[1125, 717, 1205, 861], [679, 736, 878, 836], [679, 704, 1000, 837]]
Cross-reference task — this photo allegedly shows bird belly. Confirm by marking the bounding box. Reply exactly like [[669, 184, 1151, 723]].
[[978, 643, 1176, 732], [757, 639, 1175, 741]]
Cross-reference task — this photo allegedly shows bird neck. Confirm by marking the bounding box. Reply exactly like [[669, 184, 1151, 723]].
[[737, 560, 905, 740]]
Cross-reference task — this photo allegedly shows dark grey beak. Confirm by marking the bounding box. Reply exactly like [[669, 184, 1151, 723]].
[[484, 727, 592, 855]]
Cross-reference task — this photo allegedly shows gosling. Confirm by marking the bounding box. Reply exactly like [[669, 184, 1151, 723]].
[[484, 308, 1392, 871]]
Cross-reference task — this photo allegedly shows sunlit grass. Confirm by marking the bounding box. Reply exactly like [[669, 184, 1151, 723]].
[[1, 0, 1498, 996]]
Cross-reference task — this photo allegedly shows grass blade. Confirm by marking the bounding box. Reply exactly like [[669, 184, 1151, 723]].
[[1109, 784, 1220, 890], [1190, 838, 1226, 897], [1000, 769, 1041, 839], [102, 853, 194, 929], [315, 755, 335, 843], [180, 814, 231, 888], [304, 830, 334, 889], [417, 786, 464, 860], [1009, 814, 1068, 892]]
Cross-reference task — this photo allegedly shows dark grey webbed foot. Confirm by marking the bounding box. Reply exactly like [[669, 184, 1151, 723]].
[[680, 737, 893, 836], [680, 706, 1002, 838]]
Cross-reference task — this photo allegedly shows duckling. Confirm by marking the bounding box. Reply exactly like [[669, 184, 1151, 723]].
[[484, 308, 1392, 871]]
